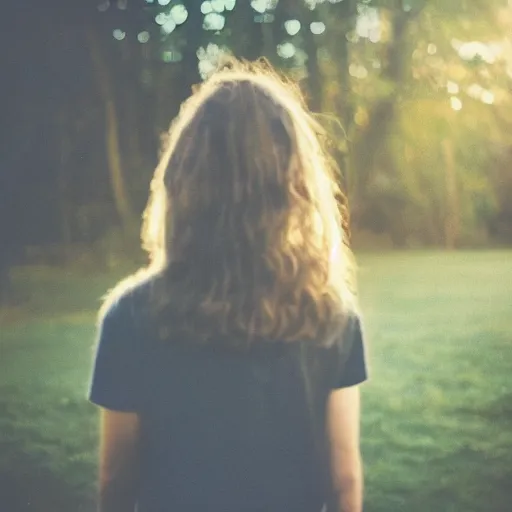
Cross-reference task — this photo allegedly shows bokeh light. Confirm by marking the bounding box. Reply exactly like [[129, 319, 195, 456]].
[[450, 96, 463, 111], [97, 0, 110, 12], [137, 31, 150, 43], [203, 13, 226, 31], [481, 91, 495, 105], [162, 19, 176, 34], [155, 13, 167, 25], [251, 0, 272, 14], [171, 5, 189, 24], [447, 81, 459, 94], [211, 0, 225, 12], [310, 22, 326, 35], [349, 63, 368, 79], [356, 7, 380, 42], [162, 50, 183, 63], [427, 43, 437, 55], [197, 43, 229, 79], [201, 1, 213, 14], [284, 20, 301, 36], [112, 29, 126, 41], [454, 40, 499, 64], [277, 42, 296, 59]]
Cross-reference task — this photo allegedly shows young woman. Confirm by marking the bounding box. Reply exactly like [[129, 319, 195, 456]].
[[89, 59, 368, 512]]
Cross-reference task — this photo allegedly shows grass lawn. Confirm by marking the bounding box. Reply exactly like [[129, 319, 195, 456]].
[[0, 251, 511, 512]]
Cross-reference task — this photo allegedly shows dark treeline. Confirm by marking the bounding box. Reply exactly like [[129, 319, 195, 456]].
[[1, 0, 512, 299]]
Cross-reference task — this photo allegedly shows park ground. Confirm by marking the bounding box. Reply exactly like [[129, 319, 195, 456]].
[[0, 251, 511, 512]]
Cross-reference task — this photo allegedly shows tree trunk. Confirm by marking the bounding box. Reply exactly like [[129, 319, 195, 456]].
[[86, 27, 133, 228], [57, 116, 72, 247], [328, 0, 358, 196], [271, 0, 287, 62], [229, 2, 264, 61], [176, 2, 204, 106], [300, 6, 322, 112], [261, 21, 275, 62], [442, 138, 459, 249], [124, 85, 147, 206], [105, 99, 132, 226], [352, 3, 426, 200]]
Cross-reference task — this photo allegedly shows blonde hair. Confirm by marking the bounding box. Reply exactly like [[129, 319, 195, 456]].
[[103, 58, 356, 348]]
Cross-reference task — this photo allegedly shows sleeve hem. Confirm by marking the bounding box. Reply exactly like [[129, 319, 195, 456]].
[[334, 375, 368, 389], [88, 393, 139, 413]]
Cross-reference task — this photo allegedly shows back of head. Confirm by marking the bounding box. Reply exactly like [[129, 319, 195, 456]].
[[141, 58, 356, 348]]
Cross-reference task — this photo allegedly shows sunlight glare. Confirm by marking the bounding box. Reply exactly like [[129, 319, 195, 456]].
[[466, 83, 495, 104], [427, 43, 437, 55], [481, 91, 495, 105], [447, 81, 459, 94], [467, 83, 484, 100], [356, 7, 380, 42], [349, 64, 368, 79], [450, 97, 463, 111], [454, 40, 498, 64]]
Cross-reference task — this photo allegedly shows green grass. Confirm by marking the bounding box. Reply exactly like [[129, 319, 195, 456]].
[[1, 252, 511, 512]]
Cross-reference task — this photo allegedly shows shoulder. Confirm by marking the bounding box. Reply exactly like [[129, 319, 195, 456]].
[[334, 312, 365, 356], [97, 267, 158, 330], [344, 313, 364, 341], [321, 308, 362, 351], [90, 270, 158, 411], [333, 312, 368, 388]]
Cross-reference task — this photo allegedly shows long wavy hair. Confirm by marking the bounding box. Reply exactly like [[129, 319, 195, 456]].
[[106, 59, 356, 348]]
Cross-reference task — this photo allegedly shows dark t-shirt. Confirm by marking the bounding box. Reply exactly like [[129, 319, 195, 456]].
[[89, 282, 367, 512]]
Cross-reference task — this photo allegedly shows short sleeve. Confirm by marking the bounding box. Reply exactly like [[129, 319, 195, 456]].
[[88, 295, 142, 412], [334, 315, 368, 389]]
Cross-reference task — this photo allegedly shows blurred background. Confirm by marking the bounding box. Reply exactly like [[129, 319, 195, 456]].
[[0, 1, 511, 511], [1, 0, 512, 278]]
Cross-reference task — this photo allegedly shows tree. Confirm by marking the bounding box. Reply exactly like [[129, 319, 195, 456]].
[[4, 0, 512, 269]]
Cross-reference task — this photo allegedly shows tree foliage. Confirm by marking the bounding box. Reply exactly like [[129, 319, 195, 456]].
[[2, 0, 512, 294]]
